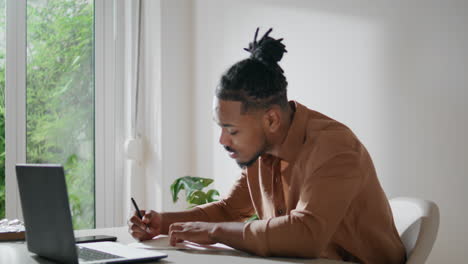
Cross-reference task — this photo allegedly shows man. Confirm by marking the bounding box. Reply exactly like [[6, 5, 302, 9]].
[[129, 28, 406, 264]]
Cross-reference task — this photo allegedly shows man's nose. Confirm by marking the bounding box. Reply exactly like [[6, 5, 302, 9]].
[[219, 130, 231, 147]]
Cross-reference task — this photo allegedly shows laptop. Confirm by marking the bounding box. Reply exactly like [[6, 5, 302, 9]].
[[16, 164, 168, 264]]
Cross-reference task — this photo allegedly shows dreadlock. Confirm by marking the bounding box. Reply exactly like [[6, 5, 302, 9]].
[[216, 28, 288, 113]]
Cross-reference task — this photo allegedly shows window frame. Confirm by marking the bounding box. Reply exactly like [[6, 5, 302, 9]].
[[5, 0, 126, 228], [5, 0, 26, 220]]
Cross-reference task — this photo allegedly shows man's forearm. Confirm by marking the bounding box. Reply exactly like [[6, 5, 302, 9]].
[[210, 222, 248, 252], [160, 208, 210, 234]]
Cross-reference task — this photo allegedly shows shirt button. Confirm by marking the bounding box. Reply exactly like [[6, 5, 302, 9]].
[[277, 209, 284, 215], [275, 177, 279, 183]]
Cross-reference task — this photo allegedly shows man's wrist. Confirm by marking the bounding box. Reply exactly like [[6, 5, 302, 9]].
[[207, 222, 246, 252], [159, 212, 169, 235], [209, 223, 221, 243]]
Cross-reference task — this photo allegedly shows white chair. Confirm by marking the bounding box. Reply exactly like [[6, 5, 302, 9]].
[[389, 197, 440, 264]]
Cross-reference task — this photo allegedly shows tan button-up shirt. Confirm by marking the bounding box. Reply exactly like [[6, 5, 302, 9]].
[[198, 101, 406, 264]]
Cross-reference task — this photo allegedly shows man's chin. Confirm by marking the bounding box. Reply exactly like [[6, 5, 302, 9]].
[[235, 156, 260, 169], [231, 146, 266, 169]]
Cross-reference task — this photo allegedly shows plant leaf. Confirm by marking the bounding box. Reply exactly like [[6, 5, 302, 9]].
[[182, 176, 213, 190], [246, 214, 259, 222], [170, 178, 185, 203], [187, 190, 207, 205], [170, 176, 215, 204], [206, 189, 220, 202]]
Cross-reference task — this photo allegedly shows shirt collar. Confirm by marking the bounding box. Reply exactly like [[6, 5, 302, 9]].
[[276, 101, 308, 162], [261, 101, 308, 167]]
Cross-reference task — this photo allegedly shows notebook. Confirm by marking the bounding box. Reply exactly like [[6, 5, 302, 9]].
[[129, 234, 238, 251], [15, 164, 167, 264]]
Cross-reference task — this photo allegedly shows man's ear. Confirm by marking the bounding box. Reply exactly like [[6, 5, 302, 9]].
[[263, 107, 281, 133]]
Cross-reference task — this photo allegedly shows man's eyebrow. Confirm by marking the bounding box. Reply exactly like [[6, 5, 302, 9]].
[[212, 117, 235, 127]]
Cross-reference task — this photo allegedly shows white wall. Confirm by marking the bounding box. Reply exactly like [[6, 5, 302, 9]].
[[188, 0, 468, 263], [148, 0, 194, 212]]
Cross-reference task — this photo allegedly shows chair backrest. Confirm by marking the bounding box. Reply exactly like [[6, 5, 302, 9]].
[[389, 197, 440, 264]]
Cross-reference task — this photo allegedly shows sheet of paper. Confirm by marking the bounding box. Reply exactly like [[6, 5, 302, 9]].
[[0, 219, 26, 241], [128, 235, 236, 252]]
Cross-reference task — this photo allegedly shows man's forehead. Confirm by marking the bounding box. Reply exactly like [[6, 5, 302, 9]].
[[212, 98, 244, 126], [213, 98, 242, 111]]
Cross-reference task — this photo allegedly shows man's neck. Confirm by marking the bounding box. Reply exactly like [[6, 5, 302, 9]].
[[265, 103, 295, 157]]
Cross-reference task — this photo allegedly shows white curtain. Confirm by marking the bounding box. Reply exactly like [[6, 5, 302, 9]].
[[122, 0, 162, 223]]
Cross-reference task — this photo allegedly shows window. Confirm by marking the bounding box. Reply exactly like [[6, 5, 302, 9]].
[[26, 0, 95, 229], [4, 0, 127, 229]]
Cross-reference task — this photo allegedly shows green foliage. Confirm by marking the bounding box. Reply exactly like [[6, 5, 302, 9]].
[[26, 0, 94, 229], [247, 214, 259, 222], [0, 0, 94, 228], [170, 176, 220, 207], [63, 154, 94, 228], [170, 176, 259, 221]]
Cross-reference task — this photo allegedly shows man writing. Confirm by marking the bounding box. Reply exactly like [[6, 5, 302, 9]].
[[128, 28, 406, 264]]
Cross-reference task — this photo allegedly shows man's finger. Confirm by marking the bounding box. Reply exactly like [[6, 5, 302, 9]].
[[147, 225, 160, 235], [169, 222, 184, 232], [130, 223, 148, 234], [130, 224, 157, 241], [168, 223, 186, 246], [129, 226, 147, 240], [142, 217, 151, 225], [129, 229, 144, 240], [142, 211, 151, 219], [134, 221, 148, 231], [133, 210, 145, 218], [129, 215, 143, 224], [130, 217, 147, 231], [169, 230, 184, 246]]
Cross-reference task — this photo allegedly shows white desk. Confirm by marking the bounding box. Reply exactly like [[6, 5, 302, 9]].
[[0, 227, 352, 264]]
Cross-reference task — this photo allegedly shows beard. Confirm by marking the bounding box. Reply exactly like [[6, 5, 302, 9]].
[[234, 138, 269, 169], [236, 149, 264, 169]]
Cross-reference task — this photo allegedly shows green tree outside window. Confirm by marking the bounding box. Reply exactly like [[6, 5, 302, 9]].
[[0, 0, 94, 228]]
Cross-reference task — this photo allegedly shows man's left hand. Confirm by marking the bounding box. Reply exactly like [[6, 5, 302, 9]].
[[168, 222, 217, 246]]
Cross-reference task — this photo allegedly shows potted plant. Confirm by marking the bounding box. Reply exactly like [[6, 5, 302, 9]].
[[170, 176, 259, 221], [170, 176, 220, 207]]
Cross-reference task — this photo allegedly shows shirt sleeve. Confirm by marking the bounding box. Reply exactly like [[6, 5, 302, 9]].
[[196, 171, 255, 222], [243, 151, 364, 257]]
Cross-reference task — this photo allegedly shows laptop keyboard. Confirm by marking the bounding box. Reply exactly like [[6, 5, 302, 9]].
[[77, 246, 123, 261]]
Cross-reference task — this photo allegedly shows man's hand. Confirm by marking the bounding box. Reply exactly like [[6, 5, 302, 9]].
[[168, 222, 217, 246], [128, 210, 162, 241]]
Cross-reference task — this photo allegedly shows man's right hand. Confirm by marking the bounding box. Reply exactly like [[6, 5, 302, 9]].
[[128, 210, 162, 241]]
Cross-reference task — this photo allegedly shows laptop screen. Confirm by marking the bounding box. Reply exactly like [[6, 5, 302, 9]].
[[16, 164, 167, 264], [16, 164, 79, 263]]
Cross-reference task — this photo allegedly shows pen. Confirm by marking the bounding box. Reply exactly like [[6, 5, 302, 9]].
[[131, 197, 150, 232], [131, 197, 143, 219]]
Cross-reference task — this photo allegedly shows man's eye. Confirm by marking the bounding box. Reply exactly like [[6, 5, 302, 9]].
[[229, 131, 238, 135]]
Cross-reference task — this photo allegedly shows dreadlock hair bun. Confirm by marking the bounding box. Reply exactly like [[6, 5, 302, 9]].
[[244, 27, 287, 73], [216, 27, 289, 113]]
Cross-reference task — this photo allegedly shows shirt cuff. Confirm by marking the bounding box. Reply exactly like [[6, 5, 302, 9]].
[[243, 219, 270, 256]]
